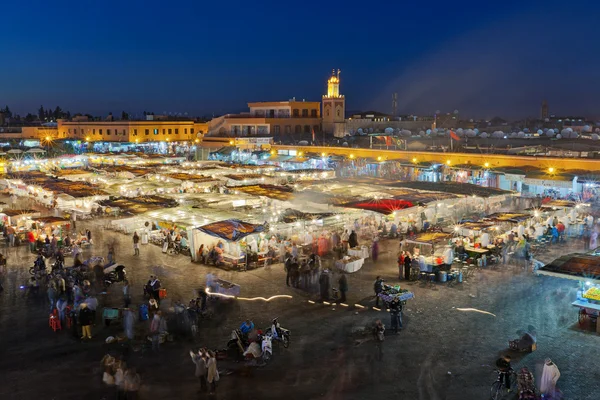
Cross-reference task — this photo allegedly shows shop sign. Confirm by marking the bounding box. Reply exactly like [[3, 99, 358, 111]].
[[523, 178, 572, 189], [504, 173, 524, 182]]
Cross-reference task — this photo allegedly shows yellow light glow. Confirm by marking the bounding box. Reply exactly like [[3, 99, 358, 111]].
[[135, 139, 139, 143], [85, 137, 90, 142], [298, 151, 303, 157], [446, 160, 451, 165], [270, 150, 276, 155], [377, 156, 382, 161], [321, 152, 326, 157], [229, 140, 234, 145], [412, 157, 417, 163], [45, 136, 51, 141], [194, 138, 200, 143], [205, 287, 291, 302], [349, 154, 355, 159], [548, 167, 555, 173], [484, 162, 490, 168], [166, 138, 170, 142]]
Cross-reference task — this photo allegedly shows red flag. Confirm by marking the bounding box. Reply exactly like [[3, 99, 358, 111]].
[[312, 128, 315, 142], [450, 130, 460, 141]]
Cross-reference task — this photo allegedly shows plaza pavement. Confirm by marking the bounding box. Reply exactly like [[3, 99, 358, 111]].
[[0, 216, 598, 400]]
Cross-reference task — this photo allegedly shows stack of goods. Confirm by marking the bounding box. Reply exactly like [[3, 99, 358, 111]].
[[583, 287, 600, 303], [378, 284, 414, 303]]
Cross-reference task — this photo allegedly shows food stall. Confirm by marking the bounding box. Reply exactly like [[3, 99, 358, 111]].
[[189, 219, 269, 270], [334, 256, 365, 273], [537, 252, 600, 333], [377, 284, 415, 305]]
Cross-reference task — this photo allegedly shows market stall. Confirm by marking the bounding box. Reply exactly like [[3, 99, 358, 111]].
[[189, 219, 269, 270], [538, 252, 600, 333], [377, 284, 415, 305], [335, 256, 364, 273]]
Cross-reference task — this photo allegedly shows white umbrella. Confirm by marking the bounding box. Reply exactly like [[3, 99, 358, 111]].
[[26, 148, 46, 154], [7, 149, 23, 154]]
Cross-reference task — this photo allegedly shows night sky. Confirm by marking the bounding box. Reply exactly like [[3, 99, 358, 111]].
[[2, 0, 599, 119]]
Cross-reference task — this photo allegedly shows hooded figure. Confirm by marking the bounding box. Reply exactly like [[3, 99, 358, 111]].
[[348, 231, 358, 248], [319, 270, 330, 301], [372, 239, 379, 262], [540, 358, 560, 395]]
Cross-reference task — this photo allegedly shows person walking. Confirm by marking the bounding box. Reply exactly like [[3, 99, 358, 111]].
[[123, 280, 131, 308], [150, 311, 163, 352], [107, 244, 115, 265], [372, 239, 379, 262], [583, 225, 591, 250], [114, 360, 126, 400], [47, 282, 57, 312], [319, 269, 330, 301], [397, 251, 405, 279], [389, 297, 403, 333], [79, 303, 93, 339], [290, 258, 300, 288], [338, 273, 348, 303], [206, 350, 219, 394], [540, 358, 561, 397], [373, 276, 384, 307], [373, 320, 385, 360], [190, 349, 208, 392], [27, 230, 36, 253], [124, 367, 141, 400], [404, 253, 412, 281], [284, 254, 292, 287], [132, 232, 140, 256], [348, 230, 358, 249]]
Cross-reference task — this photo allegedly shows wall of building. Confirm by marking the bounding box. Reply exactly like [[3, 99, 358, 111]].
[[273, 144, 600, 172], [344, 119, 432, 134], [56, 120, 207, 143]]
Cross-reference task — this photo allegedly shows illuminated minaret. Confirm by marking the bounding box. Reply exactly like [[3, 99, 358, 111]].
[[322, 69, 346, 137]]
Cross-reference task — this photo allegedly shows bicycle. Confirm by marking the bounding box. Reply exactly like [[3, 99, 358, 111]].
[[490, 369, 516, 400]]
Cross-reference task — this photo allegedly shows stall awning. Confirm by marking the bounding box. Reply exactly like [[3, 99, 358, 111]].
[[343, 199, 414, 215], [36, 216, 69, 224], [402, 232, 452, 245], [538, 253, 600, 284], [196, 219, 267, 242], [484, 212, 531, 223], [279, 209, 336, 223]]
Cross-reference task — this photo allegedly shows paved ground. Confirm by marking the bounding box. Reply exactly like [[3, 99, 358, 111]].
[[0, 213, 599, 400]]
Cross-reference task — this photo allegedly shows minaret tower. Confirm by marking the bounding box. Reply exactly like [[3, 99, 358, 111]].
[[322, 69, 346, 138]]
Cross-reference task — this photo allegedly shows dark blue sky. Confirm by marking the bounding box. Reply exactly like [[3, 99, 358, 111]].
[[2, 0, 599, 119]]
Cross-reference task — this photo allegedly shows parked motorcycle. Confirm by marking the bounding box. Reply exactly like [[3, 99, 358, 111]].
[[265, 317, 290, 348], [103, 264, 126, 287]]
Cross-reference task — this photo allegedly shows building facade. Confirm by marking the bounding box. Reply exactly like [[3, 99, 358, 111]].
[[208, 100, 321, 137], [56, 118, 208, 143], [322, 69, 346, 138]]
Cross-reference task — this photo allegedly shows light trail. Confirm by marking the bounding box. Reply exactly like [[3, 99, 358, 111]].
[[205, 288, 292, 302], [456, 308, 496, 317]]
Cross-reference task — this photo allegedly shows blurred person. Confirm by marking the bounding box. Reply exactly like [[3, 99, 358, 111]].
[[79, 303, 93, 339], [132, 232, 140, 256], [373, 319, 385, 360], [495, 354, 512, 390], [206, 350, 219, 394], [124, 367, 141, 400], [389, 297, 403, 333], [373, 276, 384, 307], [123, 280, 131, 308], [338, 272, 348, 303], [540, 358, 561, 397], [190, 349, 208, 392]]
